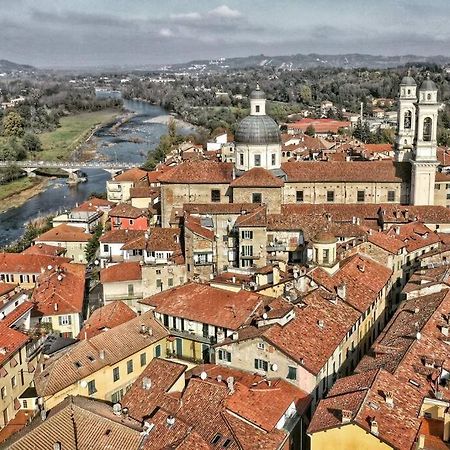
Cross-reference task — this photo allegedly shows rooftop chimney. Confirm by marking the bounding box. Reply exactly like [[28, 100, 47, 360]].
[[442, 325, 449, 337], [370, 418, 379, 436], [99, 349, 105, 360], [227, 376, 235, 394], [336, 283, 346, 300], [384, 391, 394, 408], [341, 409, 352, 424]]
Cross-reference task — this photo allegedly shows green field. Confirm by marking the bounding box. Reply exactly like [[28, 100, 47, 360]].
[[38, 109, 119, 161], [0, 177, 36, 202]]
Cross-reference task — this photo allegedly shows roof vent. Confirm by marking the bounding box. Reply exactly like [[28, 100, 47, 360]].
[[53, 443, 62, 450], [336, 283, 346, 299], [370, 418, 379, 436], [217, 375, 223, 383], [122, 407, 129, 417], [414, 307, 420, 314], [142, 377, 152, 390], [416, 331, 422, 340], [54, 303, 58, 311], [99, 349, 106, 360], [441, 325, 449, 337], [166, 415, 175, 427], [318, 320, 325, 329], [200, 371, 208, 381]]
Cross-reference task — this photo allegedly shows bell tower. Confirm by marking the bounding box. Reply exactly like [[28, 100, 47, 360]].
[[410, 74, 439, 205], [395, 71, 417, 162]]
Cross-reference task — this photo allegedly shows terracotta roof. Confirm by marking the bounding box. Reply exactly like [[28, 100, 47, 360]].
[[368, 230, 406, 254], [72, 197, 114, 212], [122, 358, 187, 421], [100, 261, 142, 284], [385, 222, 440, 253], [184, 214, 215, 241], [281, 160, 410, 183], [77, 301, 137, 340], [129, 186, 159, 198], [234, 206, 267, 228], [35, 311, 168, 396], [362, 143, 393, 153], [123, 362, 310, 450], [121, 228, 182, 253], [0, 303, 32, 366], [380, 205, 450, 225], [31, 263, 86, 316], [287, 118, 351, 134], [310, 288, 450, 449], [113, 167, 148, 182], [100, 229, 145, 244], [4, 396, 143, 450], [36, 224, 91, 243], [158, 160, 234, 184], [0, 283, 17, 297], [140, 283, 270, 331], [108, 203, 147, 219], [21, 244, 66, 257], [230, 168, 284, 187], [0, 253, 71, 275], [183, 203, 260, 215]]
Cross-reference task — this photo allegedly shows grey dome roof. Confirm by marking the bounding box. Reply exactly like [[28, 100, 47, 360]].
[[420, 78, 437, 91], [400, 75, 416, 86], [250, 85, 266, 100], [235, 115, 281, 145]]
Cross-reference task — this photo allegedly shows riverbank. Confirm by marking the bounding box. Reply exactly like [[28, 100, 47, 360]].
[[144, 114, 198, 132], [38, 108, 122, 161], [0, 177, 50, 213]]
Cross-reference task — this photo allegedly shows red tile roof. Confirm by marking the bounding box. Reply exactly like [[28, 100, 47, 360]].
[[0, 253, 71, 275], [21, 244, 66, 257], [100, 261, 142, 284], [121, 228, 182, 253], [31, 263, 86, 316], [184, 214, 215, 241], [100, 229, 145, 244], [281, 160, 410, 183], [287, 118, 351, 134], [140, 283, 270, 331], [113, 167, 148, 182], [158, 160, 234, 184], [0, 283, 17, 297], [77, 301, 137, 339], [230, 167, 284, 187], [36, 224, 91, 243], [108, 203, 147, 219]]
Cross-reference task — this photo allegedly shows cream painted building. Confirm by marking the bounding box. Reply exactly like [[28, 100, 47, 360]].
[[34, 311, 168, 410]]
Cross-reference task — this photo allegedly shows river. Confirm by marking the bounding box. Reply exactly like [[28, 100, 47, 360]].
[[0, 99, 191, 245]]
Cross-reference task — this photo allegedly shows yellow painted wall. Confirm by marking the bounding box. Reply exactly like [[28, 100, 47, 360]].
[[43, 338, 167, 410], [310, 424, 393, 450]]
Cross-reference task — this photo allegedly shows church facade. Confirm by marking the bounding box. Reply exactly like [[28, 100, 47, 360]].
[[159, 76, 441, 227]]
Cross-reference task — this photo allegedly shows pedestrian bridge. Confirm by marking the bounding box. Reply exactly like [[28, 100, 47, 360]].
[[0, 160, 137, 178]]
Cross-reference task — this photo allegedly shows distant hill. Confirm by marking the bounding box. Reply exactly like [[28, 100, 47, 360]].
[[166, 53, 450, 71], [0, 59, 35, 73]]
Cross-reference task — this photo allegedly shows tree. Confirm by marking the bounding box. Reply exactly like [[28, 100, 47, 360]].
[[298, 85, 312, 104], [305, 124, 316, 137], [22, 133, 42, 153], [2, 111, 25, 137], [84, 223, 103, 263]]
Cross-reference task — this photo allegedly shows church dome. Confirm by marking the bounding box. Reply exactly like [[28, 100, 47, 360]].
[[312, 231, 337, 244], [250, 84, 266, 100], [420, 77, 437, 91], [400, 75, 416, 86], [235, 115, 281, 145]]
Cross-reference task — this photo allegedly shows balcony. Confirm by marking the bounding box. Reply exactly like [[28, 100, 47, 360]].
[[108, 192, 123, 201], [267, 243, 286, 252], [168, 328, 217, 345], [107, 184, 122, 192], [104, 292, 144, 302]]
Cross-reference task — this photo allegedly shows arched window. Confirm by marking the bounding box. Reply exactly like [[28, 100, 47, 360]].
[[404, 139, 407, 144], [404, 110, 412, 129], [423, 117, 432, 141], [427, 93, 432, 101]]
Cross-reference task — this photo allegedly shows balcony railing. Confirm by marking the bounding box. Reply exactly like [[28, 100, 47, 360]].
[[104, 292, 144, 302], [168, 328, 217, 345]]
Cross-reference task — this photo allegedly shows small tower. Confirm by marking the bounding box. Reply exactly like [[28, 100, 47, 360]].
[[311, 232, 339, 274], [410, 74, 439, 205], [250, 84, 266, 115], [395, 71, 417, 162]]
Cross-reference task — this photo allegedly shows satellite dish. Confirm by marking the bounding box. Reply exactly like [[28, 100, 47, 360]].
[[80, 380, 88, 388], [262, 313, 268, 320], [113, 403, 122, 415], [47, 265, 53, 270], [142, 377, 152, 390], [271, 363, 278, 372], [200, 371, 208, 380]]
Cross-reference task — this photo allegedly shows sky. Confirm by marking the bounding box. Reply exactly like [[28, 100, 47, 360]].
[[1, 0, 450, 68]]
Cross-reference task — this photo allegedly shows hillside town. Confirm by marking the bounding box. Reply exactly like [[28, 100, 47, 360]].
[[1, 71, 450, 450]]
